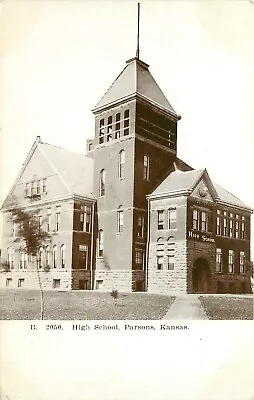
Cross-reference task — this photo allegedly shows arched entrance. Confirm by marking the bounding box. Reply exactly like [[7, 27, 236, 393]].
[[192, 258, 211, 293]]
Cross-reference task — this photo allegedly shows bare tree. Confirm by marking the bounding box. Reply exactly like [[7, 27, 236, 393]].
[[10, 206, 52, 319]]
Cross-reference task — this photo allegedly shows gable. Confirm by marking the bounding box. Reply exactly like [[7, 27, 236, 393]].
[[2, 144, 72, 209], [190, 169, 218, 203], [190, 178, 215, 203]]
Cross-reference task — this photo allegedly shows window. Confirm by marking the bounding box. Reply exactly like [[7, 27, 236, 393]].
[[167, 237, 175, 270], [42, 179, 47, 193], [36, 180, 41, 195], [216, 248, 222, 273], [118, 150, 125, 179], [6, 278, 12, 287], [143, 155, 149, 181], [201, 211, 208, 232], [115, 113, 121, 139], [18, 278, 25, 288], [45, 246, 50, 268], [107, 116, 113, 141], [53, 245, 57, 268], [241, 217, 245, 239], [240, 251, 245, 274], [168, 208, 176, 229], [123, 109, 129, 135], [235, 219, 239, 239], [60, 245, 65, 268], [157, 238, 164, 270], [31, 181, 36, 196], [99, 169, 105, 196], [53, 279, 60, 289], [55, 207, 61, 231], [135, 250, 144, 270], [229, 219, 233, 238], [137, 216, 144, 238], [117, 206, 124, 233], [157, 210, 164, 230], [99, 119, 105, 143], [79, 245, 88, 269], [228, 250, 234, 273], [19, 249, 27, 270], [96, 280, 103, 290], [98, 230, 104, 257], [193, 209, 199, 230], [8, 248, 14, 269], [216, 211, 222, 235], [80, 205, 92, 232], [223, 212, 227, 236]]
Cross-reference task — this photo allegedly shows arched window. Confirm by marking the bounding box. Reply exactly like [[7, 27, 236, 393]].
[[99, 169, 106, 196], [37, 247, 43, 269], [98, 230, 104, 257], [167, 237, 175, 270], [60, 245, 65, 268], [53, 245, 57, 268], [118, 150, 125, 179], [143, 155, 149, 181], [117, 205, 124, 233], [156, 238, 164, 270], [7, 248, 15, 269], [45, 246, 51, 268]]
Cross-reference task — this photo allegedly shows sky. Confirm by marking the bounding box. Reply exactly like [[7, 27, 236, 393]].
[[0, 2, 254, 400]]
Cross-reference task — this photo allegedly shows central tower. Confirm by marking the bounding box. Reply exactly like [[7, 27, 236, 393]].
[[87, 56, 181, 291]]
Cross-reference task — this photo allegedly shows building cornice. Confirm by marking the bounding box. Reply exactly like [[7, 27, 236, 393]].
[[216, 200, 253, 214], [92, 92, 181, 121], [147, 189, 192, 201], [147, 192, 253, 213], [1, 194, 96, 212]]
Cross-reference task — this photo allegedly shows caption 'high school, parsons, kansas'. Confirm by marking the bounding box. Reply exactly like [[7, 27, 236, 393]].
[[1, 54, 252, 294]]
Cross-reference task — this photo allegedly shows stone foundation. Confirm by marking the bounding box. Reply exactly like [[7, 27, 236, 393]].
[[0, 269, 71, 291], [93, 270, 145, 292]]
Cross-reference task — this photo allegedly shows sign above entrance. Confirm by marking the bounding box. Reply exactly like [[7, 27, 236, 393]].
[[188, 231, 215, 243]]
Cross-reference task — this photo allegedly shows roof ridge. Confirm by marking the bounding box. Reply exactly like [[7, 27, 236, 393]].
[[40, 141, 88, 158]]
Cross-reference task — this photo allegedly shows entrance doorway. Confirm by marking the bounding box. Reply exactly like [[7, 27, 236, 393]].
[[192, 258, 211, 293]]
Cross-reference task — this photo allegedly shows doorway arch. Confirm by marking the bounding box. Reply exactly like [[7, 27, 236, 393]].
[[192, 258, 211, 293]]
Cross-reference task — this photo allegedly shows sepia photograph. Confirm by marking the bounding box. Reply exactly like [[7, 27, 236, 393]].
[[0, 0, 254, 399]]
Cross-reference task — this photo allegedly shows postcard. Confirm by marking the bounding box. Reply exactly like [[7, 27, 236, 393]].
[[0, 1, 253, 399]]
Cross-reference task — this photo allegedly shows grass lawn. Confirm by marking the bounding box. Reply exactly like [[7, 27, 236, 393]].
[[0, 290, 175, 320], [199, 295, 253, 320]]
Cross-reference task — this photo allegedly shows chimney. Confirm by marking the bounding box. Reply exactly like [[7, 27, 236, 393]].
[[36, 135, 41, 143]]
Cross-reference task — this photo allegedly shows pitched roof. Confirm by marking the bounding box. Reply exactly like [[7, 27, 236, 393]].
[[94, 57, 179, 117], [1, 138, 94, 209], [149, 167, 252, 211], [38, 141, 94, 198], [151, 169, 205, 197], [213, 183, 251, 210]]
